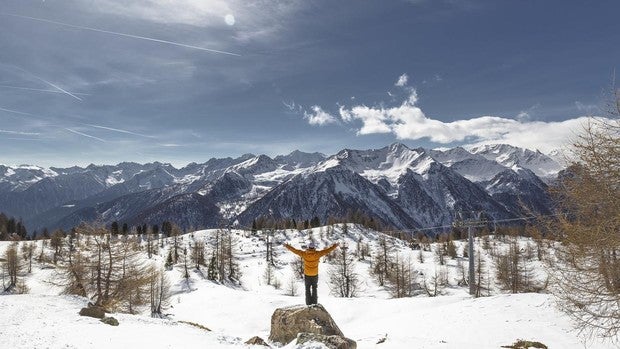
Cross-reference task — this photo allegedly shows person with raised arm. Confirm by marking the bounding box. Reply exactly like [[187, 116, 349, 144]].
[[283, 241, 339, 305]]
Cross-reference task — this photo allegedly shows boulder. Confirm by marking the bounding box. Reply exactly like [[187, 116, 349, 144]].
[[268, 304, 355, 348], [100, 316, 119, 326], [245, 336, 270, 347], [297, 333, 357, 349], [79, 306, 105, 319]]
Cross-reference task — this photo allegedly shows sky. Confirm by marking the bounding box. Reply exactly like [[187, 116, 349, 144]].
[[0, 0, 618, 167]]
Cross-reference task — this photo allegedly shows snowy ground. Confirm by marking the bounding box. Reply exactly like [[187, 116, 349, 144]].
[[0, 225, 616, 349]]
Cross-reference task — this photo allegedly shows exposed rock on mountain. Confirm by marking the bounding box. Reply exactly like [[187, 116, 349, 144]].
[[0, 143, 563, 233]]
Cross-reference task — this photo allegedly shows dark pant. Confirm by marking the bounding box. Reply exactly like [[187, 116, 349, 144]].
[[304, 275, 318, 305]]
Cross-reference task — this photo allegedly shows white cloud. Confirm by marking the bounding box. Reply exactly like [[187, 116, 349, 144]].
[[306, 74, 603, 153], [282, 100, 299, 112], [466, 118, 591, 153], [304, 105, 337, 126], [516, 111, 530, 122], [83, 0, 306, 42], [88, 0, 233, 26], [395, 73, 409, 87], [339, 105, 391, 134], [575, 101, 598, 114]]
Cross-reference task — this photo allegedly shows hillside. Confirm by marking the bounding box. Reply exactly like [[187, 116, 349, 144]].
[[0, 224, 614, 349]]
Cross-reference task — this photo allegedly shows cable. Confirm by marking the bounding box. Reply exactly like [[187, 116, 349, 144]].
[[231, 212, 569, 238]]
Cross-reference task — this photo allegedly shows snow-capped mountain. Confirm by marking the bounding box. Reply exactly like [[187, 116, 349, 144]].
[[428, 147, 508, 182], [274, 150, 327, 170], [0, 143, 564, 232], [236, 165, 420, 229], [466, 144, 563, 179]]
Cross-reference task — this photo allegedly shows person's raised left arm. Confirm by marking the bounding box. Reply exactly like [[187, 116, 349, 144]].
[[318, 243, 339, 257]]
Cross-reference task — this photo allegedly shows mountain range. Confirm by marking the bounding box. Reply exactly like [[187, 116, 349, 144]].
[[0, 143, 563, 233]]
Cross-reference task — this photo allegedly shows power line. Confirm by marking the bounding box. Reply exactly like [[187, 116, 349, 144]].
[[379, 212, 567, 236], [228, 212, 566, 238]]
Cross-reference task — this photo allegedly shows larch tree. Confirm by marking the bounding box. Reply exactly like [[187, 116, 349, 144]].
[[2, 243, 21, 292], [545, 87, 620, 339], [328, 242, 359, 297]]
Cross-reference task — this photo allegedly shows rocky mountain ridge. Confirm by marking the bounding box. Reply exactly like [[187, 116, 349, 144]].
[[0, 143, 563, 232]]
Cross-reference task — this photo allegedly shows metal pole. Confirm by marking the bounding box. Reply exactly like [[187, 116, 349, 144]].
[[468, 224, 475, 296]]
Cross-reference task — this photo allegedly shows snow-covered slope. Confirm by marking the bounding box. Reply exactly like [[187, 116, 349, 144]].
[[467, 144, 563, 179], [237, 165, 420, 229], [0, 225, 614, 349]]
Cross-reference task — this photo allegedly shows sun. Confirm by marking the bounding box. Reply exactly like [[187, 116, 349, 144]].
[[224, 14, 235, 26]]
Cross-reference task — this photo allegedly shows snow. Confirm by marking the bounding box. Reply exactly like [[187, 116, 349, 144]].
[[254, 167, 306, 183], [0, 226, 616, 349], [5, 168, 16, 177], [466, 144, 563, 179], [314, 158, 341, 173]]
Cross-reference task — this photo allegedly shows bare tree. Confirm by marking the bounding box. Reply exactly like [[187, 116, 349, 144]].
[[371, 236, 394, 286], [356, 238, 370, 261], [206, 228, 241, 284], [149, 266, 170, 318], [263, 262, 275, 286], [37, 239, 47, 263], [172, 224, 182, 263], [422, 267, 446, 297], [61, 235, 88, 297], [286, 277, 298, 296], [50, 230, 65, 264], [328, 243, 359, 297], [494, 239, 537, 293], [417, 249, 425, 264], [474, 252, 489, 297], [389, 254, 416, 298], [59, 223, 150, 312], [446, 239, 457, 259], [182, 247, 190, 279], [2, 243, 20, 292], [435, 242, 446, 266], [21, 242, 35, 273], [190, 238, 206, 270], [146, 227, 153, 259]]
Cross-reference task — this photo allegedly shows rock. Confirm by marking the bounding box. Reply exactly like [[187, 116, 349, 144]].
[[100, 316, 119, 326], [297, 333, 357, 349], [79, 306, 105, 319], [268, 304, 355, 348], [245, 336, 270, 347]]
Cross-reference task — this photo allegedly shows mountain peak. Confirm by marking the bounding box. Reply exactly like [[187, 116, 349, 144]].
[[466, 143, 562, 178]]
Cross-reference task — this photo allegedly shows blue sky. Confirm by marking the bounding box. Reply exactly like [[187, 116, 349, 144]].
[[0, 0, 618, 167]]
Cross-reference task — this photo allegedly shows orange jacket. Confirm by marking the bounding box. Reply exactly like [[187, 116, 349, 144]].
[[284, 243, 338, 276]]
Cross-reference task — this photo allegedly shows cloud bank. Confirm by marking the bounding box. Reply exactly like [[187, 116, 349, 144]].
[[302, 73, 600, 153]]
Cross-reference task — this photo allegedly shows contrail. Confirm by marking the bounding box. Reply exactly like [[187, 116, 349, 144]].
[[28, 74, 83, 101], [84, 124, 154, 138], [0, 129, 40, 136], [65, 128, 106, 142], [6, 137, 44, 141], [0, 84, 90, 96], [2, 13, 241, 57], [0, 106, 37, 117], [11, 66, 83, 101]]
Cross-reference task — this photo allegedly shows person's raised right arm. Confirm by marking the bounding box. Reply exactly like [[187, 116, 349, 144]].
[[284, 243, 303, 257]]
